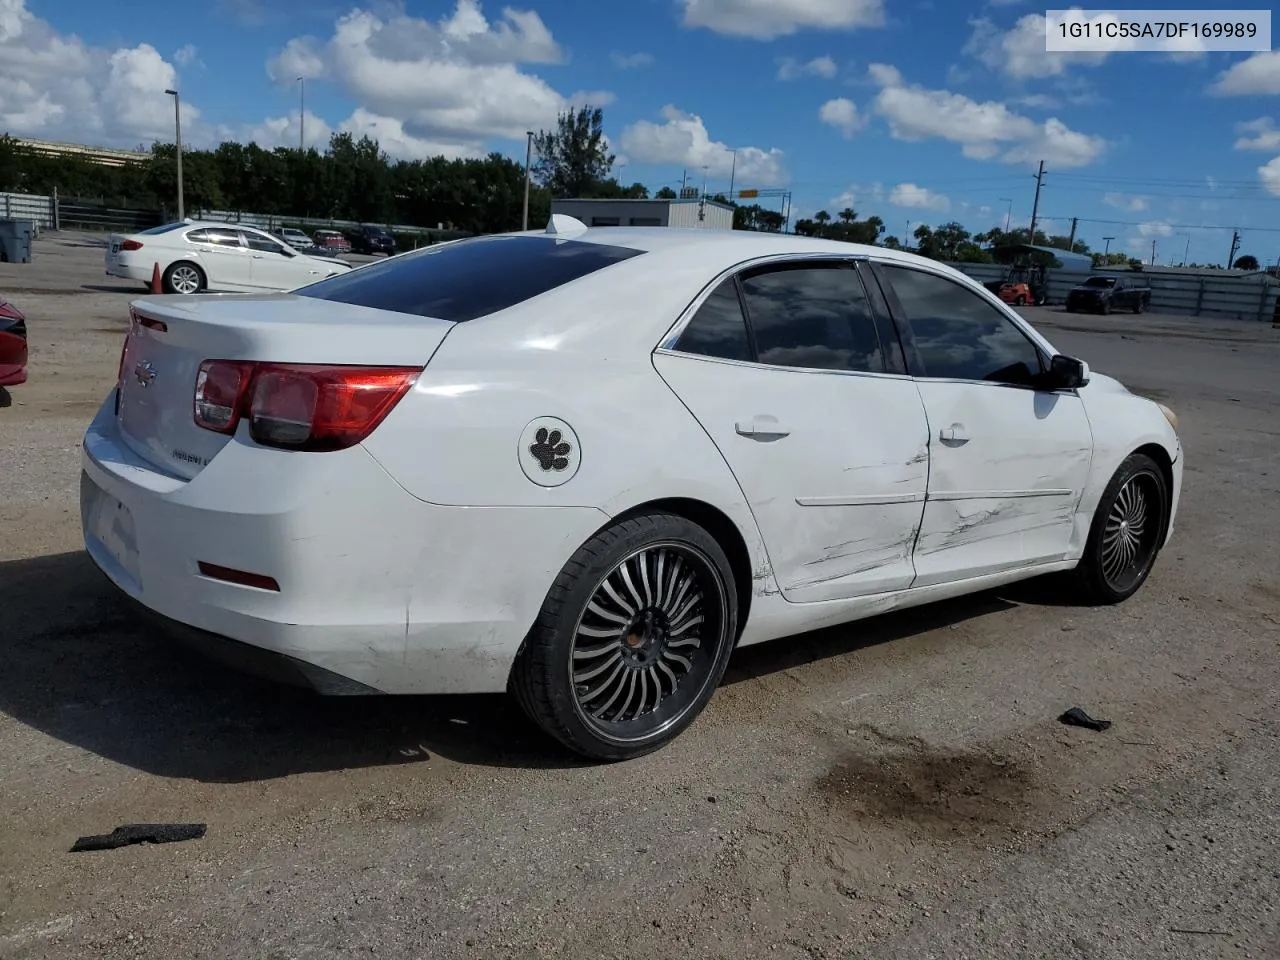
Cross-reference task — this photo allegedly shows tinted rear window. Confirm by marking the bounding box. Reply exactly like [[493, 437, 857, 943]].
[[296, 235, 646, 322]]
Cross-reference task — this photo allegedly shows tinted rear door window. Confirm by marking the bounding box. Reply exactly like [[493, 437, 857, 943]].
[[297, 235, 645, 322], [738, 264, 886, 373]]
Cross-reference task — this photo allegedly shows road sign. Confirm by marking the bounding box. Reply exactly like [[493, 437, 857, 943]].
[[738, 189, 758, 199]]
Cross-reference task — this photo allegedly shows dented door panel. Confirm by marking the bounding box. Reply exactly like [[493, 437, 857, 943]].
[[654, 354, 931, 602], [911, 381, 1093, 586]]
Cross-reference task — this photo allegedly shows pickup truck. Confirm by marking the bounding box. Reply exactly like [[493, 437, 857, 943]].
[[1065, 275, 1152, 314]]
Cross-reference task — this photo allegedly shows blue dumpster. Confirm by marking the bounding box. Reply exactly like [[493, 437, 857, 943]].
[[0, 219, 34, 263]]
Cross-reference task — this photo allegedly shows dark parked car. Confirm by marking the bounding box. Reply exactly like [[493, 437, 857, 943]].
[[1066, 275, 1152, 314], [0, 298, 28, 388], [343, 224, 397, 256]]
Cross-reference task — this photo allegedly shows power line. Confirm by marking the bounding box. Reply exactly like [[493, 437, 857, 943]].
[[1045, 215, 1280, 234]]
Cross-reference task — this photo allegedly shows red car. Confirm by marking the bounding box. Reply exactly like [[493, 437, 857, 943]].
[[0, 298, 27, 387], [312, 229, 352, 254]]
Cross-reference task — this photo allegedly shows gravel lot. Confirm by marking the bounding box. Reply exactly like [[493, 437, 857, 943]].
[[2, 233, 1278, 959]]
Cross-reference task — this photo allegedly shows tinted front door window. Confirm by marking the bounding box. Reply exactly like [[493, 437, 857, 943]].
[[880, 265, 1044, 385]]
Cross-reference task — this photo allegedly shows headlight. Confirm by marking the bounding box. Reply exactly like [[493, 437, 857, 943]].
[[1156, 402, 1178, 430]]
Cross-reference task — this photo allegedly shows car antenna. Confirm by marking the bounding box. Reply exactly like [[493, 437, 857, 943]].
[[545, 214, 588, 236]]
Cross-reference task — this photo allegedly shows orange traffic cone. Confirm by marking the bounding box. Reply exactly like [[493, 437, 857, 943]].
[[150, 262, 162, 294]]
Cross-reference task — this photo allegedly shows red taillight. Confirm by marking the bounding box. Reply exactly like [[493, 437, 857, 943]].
[[193, 360, 420, 451], [121, 239, 144, 251], [197, 561, 280, 592], [193, 360, 254, 434]]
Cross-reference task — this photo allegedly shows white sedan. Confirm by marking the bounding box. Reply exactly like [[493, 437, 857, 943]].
[[104, 220, 352, 294], [80, 216, 1182, 760]]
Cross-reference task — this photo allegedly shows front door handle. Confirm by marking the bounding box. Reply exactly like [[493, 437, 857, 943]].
[[939, 423, 969, 445], [736, 416, 790, 440]]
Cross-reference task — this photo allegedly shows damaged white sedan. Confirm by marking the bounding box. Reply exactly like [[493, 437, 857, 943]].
[[80, 216, 1182, 760]]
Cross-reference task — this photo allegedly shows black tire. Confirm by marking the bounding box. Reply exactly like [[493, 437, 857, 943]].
[[1014, 295, 1027, 306], [163, 260, 205, 295], [1133, 298, 1146, 314], [1100, 300, 1111, 316], [1073, 452, 1168, 605], [509, 511, 738, 761]]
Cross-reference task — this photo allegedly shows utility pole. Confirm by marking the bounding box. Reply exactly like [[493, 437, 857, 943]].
[[681, 168, 688, 193], [1150, 239, 1157, 265], [1067, 216, 1078, 250], [521, 131, 534, 231], [1027, 160, 1046, 244], [1182, 233, 1191, 266], [164, 88, 184, 220], [1227, 229, 1241, 268], [1103, 236, 1114, 257], [298, 77, 305, 151], [728, 149, 737, 198], [999, 197, 1012, 233]]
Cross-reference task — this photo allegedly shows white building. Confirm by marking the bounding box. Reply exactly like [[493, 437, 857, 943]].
[[550, 197, 735, 231]]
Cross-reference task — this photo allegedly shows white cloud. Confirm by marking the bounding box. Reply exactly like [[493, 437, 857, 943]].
[[1211, 52, 1280, 95], [1014, 93, 1059, 109], [1137, 221, 1173, 238], [1235, 117, 1280, 151], [777, 55, 838, 80], [236, 109, 333, 151], [818, 97, 864, 137], [680, 0, 884, 40], [868, 63, 1106, 168], [830, 182, 884, 208], [965, 13, 1106, 79], [260, 1, 610, 159], [889, 182, 950, 212], [173, 44, 201, 68], [1103, 192, 1149, 212], [0, 0, 205, 147], [1260, 157, 1280, 196], [619, 105, 787, 186], [611, 51, 653, 69]]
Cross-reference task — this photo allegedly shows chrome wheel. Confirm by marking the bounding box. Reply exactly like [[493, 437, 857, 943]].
[[1100, 473, 1160, 593], [168, 263, 202, 295], [569, 541, 729, 744]]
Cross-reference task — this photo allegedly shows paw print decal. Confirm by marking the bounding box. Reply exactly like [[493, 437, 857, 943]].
[[530, 427, 572, 471], [519, 417, 580, 488]]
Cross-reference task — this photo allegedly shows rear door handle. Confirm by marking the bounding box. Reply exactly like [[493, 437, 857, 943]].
[[939, 423, 969, 445], [736, 416, 790, 440]]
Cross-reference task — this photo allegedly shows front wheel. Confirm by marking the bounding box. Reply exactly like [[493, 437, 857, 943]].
[[1014, 295, 1027, 306], [1133, 299, 1146, 314], [1073, 452, 1168, 604], [510, 512, 738, 761]]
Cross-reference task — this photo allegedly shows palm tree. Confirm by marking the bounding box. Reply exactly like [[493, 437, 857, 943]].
[[814, 209, 831, 237], [839, 207, 855, 224]]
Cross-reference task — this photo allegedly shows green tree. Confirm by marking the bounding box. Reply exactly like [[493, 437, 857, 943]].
[[1233, 254, 1260, 271], [532, 105, 615, 199], [654, 185, 677, 199]]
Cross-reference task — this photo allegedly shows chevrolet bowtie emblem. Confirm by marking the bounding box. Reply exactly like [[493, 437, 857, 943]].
[[134, 359, 158, 387]]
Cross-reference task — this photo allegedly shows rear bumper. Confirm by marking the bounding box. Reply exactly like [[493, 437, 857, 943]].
[[106, 256, 152, 283], [80, 392, 607, 695]]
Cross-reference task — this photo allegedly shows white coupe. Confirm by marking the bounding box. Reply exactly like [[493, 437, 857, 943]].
[[80, 216, 1182, 760], [105, 220, 352, 295]]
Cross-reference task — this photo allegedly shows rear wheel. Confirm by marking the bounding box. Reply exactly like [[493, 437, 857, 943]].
[[1014, 295, 1027, 306], [1073, 452, 1168, 604], [1133, 298, 1145, 314], [510, 512, 738, 761], [163, 261, 205, 295]]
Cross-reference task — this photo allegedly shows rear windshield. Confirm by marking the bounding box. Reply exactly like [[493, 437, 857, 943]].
[[137, 222, 190, 235], [296, 235, 646, 322], [1083, 277, 1116, 288]]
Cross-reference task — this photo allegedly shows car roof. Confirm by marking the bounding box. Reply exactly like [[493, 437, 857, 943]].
[[519, 225, 974, 283]]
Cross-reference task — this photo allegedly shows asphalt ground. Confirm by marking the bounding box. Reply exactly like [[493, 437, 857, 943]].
[[1, 232, 1277, 959]]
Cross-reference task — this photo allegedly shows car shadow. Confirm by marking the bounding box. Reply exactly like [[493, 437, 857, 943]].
[[0, 551, 1089, 783], [0, 551, 585, 782], [0, 386, 11, 408]]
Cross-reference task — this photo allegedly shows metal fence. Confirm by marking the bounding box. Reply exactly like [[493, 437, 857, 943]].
[[0, 192, 54, 230], [947, 261, 1279, 322], [198, 208, 467, 241], [57, 197, 161, 233]]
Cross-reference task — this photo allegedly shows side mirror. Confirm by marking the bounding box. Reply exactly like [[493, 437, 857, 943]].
[[1047, 354, 1090, 390]]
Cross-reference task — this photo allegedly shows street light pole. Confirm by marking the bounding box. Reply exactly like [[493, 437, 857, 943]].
[[298, 77, 305, 151], [1182, 233, 1191, 266], [728, 149, 737, 198], [999, 197, 1012, 233], [164, 88, 184, 220], [521, 130, 534, 231], [1103, 236, 1114, 257]]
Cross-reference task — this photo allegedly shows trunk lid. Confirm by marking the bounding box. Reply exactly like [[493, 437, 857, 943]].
[[115, 293, 454, 480]]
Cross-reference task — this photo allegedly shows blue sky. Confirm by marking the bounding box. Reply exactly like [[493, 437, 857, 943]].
[[4, 0, 1280, 265]]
